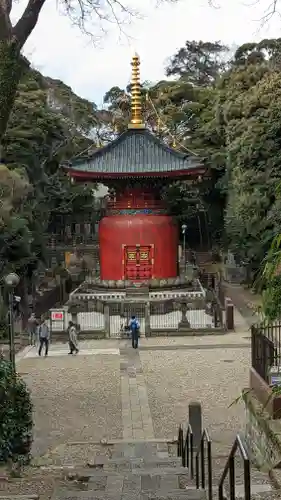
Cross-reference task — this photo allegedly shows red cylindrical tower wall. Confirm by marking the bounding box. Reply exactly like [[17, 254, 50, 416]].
[[99, 214, 178, 280]]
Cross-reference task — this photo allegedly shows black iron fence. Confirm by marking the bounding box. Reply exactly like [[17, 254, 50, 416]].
[[178, 423, 213, 500], [218, 435, 250, 500], [196, 429, 212, 500], [251, 323, 280, 383], [178, 424, 194, 475], [178, 423, 251, 500]]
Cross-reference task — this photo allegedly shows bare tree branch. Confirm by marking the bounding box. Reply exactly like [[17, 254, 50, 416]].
[[208, 0, 281, 23], [12, 0, 47, 48], [61, 0, 140, 41], [259, 0, 280, 26]]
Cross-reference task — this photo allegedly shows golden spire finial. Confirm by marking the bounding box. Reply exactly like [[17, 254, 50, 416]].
[[128, 52, 145, 129], [157, 117, 161, 133]]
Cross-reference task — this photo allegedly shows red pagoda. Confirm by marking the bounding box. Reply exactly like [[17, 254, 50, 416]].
[[64, 54, 205, 283]]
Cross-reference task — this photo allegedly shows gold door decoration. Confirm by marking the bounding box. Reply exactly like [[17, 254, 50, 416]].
[[127, 251, 136, 260], [140, 251, 148, 259]]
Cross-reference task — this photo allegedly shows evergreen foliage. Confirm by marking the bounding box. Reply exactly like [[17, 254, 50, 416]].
[[0, 65, 99, 324], [0, 358, 33, 464]]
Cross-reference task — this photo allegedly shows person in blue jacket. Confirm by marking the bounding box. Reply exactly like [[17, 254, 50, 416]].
[[129, 315, 140, 349]]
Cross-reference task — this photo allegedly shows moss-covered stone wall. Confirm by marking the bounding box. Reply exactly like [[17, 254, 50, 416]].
[[243, 389, 281, 471]]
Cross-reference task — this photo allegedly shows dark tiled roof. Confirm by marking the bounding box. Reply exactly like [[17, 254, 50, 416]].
[[65, 129, 202, 176]]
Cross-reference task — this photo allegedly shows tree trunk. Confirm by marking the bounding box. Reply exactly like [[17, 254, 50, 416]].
[[0, 40, 29, 147]]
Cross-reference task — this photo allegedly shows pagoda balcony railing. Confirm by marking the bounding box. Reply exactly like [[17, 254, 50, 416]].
[[106, 200, 166, 210]]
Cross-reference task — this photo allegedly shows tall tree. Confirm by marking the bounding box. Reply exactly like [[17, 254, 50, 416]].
[[165, 40, 229, 85], [215, 39, 281, 272], [0, 63, 101, 320]]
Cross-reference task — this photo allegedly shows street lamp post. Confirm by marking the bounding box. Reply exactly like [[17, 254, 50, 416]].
[[4, 273, 20, 372], [181, 224, 187, 266]]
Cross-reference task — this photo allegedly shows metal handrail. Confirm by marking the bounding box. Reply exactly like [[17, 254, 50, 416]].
[[195, 429, 212, 500], [178, 424, 251, 500], [177, 424, 183, 458], [177, 424, 194, 477], [218, 434, 251, 500]]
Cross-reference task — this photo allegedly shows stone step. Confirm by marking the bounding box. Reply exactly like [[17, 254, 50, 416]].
[[68, 466, 190, 481], [137, 490, 206, 500], [65, 466, 192, 494], [110, 442, 169, 459], [0, 497, 39, 500], [87, 457, 181, 469], [52, 487, 206, 500], [130, 467, 190, 476]]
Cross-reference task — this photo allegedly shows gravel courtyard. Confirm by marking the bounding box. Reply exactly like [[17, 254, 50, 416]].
[[140, 347, 249, 452], [18, 352, 122, 458], [16, 336, 250, 461]]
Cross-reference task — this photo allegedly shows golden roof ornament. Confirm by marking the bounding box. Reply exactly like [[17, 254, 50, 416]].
[[157, 118, 161, 133], [128, 53, 145, 129]]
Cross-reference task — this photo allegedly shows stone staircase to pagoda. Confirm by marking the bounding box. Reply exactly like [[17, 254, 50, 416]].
[[50, 440, 206, 500], [46, 437, 280, 500], [5, 436, 281, 500]]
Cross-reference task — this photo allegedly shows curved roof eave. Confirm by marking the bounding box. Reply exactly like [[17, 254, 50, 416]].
[[70, 128, 191, 167]]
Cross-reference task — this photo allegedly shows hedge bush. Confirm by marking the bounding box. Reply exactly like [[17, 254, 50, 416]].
[[0, 357, 33, 464]]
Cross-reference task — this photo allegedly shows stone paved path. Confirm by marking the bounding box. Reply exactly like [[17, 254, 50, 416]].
[[224, 283, 261, 326], [22, 346, 120, 358], [120, 343, 154, 440]]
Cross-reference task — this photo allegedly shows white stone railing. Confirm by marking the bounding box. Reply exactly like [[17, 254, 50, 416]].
[[149, 290, 205, 299], [69, 290, 206, 301], [69, 292, 126, 301]]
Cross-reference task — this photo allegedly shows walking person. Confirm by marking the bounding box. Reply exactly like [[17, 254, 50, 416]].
[[67, 321, 79, 355], [38, 318, 50, 357], [27, 312, 38, 346], [129, 315, 140, 349]]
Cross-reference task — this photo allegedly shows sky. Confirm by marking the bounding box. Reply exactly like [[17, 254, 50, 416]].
[[11, 0, 281, 106]]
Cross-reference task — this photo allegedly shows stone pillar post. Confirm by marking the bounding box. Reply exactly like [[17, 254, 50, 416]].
[[188, 401, 202, 452], [145, 301, 150, 337], [104, 304, 110, 338], [225, 297, 234, 331]]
